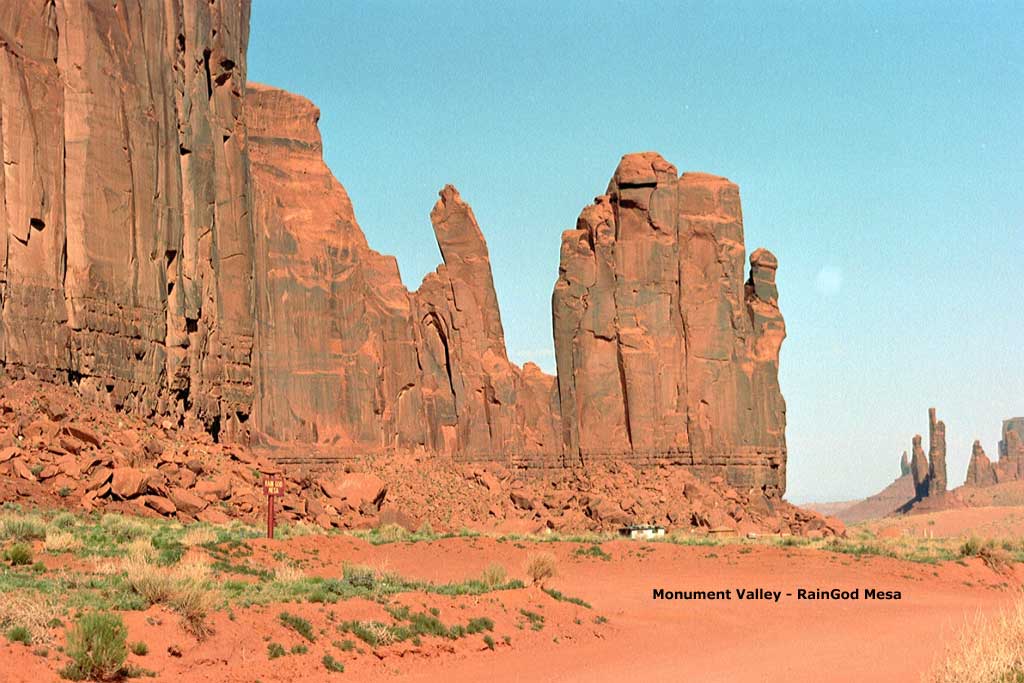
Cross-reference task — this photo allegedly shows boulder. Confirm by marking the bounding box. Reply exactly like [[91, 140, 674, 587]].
[[12, 459, 35, 481], [143, 496, 177, 516], [194, 475, 232, 501], [378, 507, 421, 532], [169, 487, 208, 515], [111, 467, 147, 499], [509, 490, 536, 511], [318, 473, 387, 511]]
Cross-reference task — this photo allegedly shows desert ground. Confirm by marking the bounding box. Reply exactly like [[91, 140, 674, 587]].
[[1, 505, 1020, 682]]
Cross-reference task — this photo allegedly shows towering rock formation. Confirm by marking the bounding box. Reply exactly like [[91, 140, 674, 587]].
[[926, 408, 948, 496], [910, 434, 929, 499], [246, 84, 558, 459], [965, 440, 996, 486], [900, 451, 910, 477], [0, 4, 794, 501], [246, 84, 423, 449], [907, 408, 949, 500], [994, 424, 1024, 482], [411, 186, 560, 459], [0, 0, 255, 440], [552, 153, 786, 493]]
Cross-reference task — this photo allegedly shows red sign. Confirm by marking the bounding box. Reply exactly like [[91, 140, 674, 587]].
[[262, 475, 284, 496]]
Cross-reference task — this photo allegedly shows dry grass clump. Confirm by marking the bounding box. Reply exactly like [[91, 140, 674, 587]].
[[959, 536, 1013, 574], [44, 529, 83, 554], [929, 598, 1024, 682], [480, 563, 508, 589], [99, 513, 150, 541], [374, 523, 410, 543], [169, 579, 217, 640], [181, 525, 217, 548], [0, 592, 61, 646], [366, 622, 395, 647], [276, 521, 322, 540], [126, 538, 156, 561], [274, 563, 305, 583], [123, 555, 216, 639], [525, 552, 557, 586]]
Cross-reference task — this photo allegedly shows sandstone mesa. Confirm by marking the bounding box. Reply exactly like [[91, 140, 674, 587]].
[[0, 0, 840, 536]]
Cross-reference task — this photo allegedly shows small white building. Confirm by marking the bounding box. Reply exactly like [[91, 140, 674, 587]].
[[619, 524, 666, 540]]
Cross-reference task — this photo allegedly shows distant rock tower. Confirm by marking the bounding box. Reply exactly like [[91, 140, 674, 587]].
[[927, 408, 948, 496], [909, 408, 948, 501]]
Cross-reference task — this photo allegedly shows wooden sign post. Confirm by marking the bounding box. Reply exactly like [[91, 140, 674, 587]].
[[263, 474, 284, 539]]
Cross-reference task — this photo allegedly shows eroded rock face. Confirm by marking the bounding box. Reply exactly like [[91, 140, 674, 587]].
[[552, 153, 786, 493], [0, 7, 794, 502], [0, 0, 254, 440], [994, 422, 1024, 483], [965, 440, 995, 486], [246, 86, 559, 459], [246, 84, 422, 449], [927, 408, 948, 496]]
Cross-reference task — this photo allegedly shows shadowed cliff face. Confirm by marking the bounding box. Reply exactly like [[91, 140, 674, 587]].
[[0, 0, 253, 441], [0, 2, 793, 497], [552, 152, 787, 494]]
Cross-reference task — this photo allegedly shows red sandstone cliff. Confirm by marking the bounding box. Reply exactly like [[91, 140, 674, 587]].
[[246, 84, 559, 459], [0, 0, 253, 440], [552, 153, 787, 493], [1, 2, 798, 502]]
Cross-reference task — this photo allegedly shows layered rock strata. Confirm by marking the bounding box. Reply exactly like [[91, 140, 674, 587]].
[[0, 1, 254, 440], [552, 153, 787, 493]]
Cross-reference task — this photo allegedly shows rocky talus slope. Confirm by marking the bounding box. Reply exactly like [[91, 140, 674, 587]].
[[0, 380, 841, 536]]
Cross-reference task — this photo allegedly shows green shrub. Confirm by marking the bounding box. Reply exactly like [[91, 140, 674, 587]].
[[519, 609, 545, 631], [50, 513, 78, 530], [1, 516, 46, 541], [542, 586, 592, 609], [573, 544, 612, 561], [267, 642, 286, 659], [958, 536, 983, 557], [289, 644, 308, 655], [7, 625, 32, 645], [483, 634, 495, 650], [322, 654, 345, 673], [60, 612, 128, 681], [4, 542, 33, 566], [466, 617, 494, 634], [342, 564, 376, 589], [279, 612, 315, 642], [335, 639, 355, 652], [130, 641, 149, 656]]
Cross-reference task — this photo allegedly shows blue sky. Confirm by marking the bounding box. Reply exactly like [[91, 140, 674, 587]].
[[248, 1, 1023, 503]]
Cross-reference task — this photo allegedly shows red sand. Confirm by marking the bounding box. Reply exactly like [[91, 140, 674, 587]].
[[1, 532, 1016, 682]]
